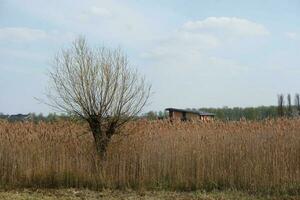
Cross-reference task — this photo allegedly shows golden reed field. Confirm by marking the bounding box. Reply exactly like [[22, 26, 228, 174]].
[[0, 118, 300, 194]]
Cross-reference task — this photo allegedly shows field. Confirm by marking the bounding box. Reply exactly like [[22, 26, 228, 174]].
[[0, 118, 300, 196]]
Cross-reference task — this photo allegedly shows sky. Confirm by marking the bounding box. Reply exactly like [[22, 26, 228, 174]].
[[0, 0, 300, 114]]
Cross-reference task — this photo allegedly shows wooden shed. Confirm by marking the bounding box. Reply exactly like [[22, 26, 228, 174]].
[[165, 108, 215, 121]]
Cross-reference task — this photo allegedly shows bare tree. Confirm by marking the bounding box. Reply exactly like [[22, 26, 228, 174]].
[[46, 37, 151, 157], [287, 93, 292, 117], [277, 94, 285, 117], [295, 93, 300, 116]]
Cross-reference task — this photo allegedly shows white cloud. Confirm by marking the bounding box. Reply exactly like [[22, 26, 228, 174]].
[[89, 6, 111, 17], [78, 6, 112, 22], [74, 2, 162, 44], [142, 17, 269, 60], [0, 27, 75, 43], [0, 27, 48, 42], [141, 31, 219, 59], [17, 0, 162, 45], [183, 17, 270, 37], [285, 32, 299, 40], [141, 16, 268, 103], [143, 17, 269, 60]]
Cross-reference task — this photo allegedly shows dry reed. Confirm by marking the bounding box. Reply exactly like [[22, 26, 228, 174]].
[[0, 118, 299, 194]]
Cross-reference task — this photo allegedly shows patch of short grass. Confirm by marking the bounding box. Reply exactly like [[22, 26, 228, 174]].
[[0, 189, 299, 200]]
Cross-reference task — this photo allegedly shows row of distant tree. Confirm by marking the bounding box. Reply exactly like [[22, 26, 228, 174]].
[[0, 113, 72, 123], [144, 106, 279, 121], [2, 94, 300, 122], [277, 93, 300, 117], [144, 94, 300, 121]]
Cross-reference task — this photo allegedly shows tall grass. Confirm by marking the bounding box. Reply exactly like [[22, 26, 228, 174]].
[[0, 119, 300, 193]]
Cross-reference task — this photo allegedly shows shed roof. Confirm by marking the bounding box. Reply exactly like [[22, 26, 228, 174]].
[[165, 108, 215, 116]]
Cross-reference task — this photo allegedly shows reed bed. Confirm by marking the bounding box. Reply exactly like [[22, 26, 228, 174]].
[[0, 118, 299, 194]]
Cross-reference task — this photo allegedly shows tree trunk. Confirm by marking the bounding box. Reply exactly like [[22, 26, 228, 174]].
[[88, 119, 110, 158]]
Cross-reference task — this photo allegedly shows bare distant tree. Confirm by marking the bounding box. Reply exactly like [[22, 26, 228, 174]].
[[287, 93, 292, 117], [46, 37, 151, 157], [277, 94, 285, 117], [295, 93, 300, 116]]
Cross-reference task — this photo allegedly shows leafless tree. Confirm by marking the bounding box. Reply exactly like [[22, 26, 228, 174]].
[[287, 93, 292, 117], [295, 93, 300, 116], [46, 37, 151, 157], [277, 94, 285, 117]]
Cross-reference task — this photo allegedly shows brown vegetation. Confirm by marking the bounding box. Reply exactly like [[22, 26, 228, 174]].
[[0, 119, 300, 194]]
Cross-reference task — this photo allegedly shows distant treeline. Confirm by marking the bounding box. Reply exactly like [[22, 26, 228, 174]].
[[0, 106, 296, 122], [2, 93, 300, 122], [196, 106, 279, 121], [0, 113, 75, 123], [145, 94, 300, 121], [145, 105, 300, 121], [144, 106, 278, 121]]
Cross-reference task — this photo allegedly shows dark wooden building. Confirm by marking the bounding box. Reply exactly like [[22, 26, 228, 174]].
[[165, 108, 215, 121]]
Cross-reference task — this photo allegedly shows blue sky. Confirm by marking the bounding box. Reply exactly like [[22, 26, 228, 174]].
[[0, 0, 300, 114]]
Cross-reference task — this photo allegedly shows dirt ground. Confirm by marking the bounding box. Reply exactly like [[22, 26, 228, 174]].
[[0, 189, 299, 200]]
